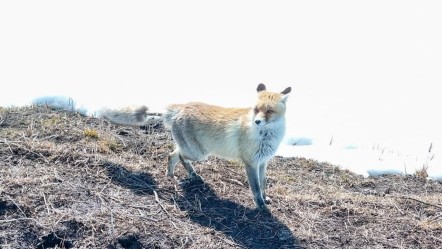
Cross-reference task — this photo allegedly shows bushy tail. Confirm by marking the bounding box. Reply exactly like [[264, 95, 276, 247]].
[[98, 105, 162, 126]]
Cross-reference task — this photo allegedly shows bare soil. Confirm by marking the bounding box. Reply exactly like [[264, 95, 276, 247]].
[[1, 106, 441, 249]]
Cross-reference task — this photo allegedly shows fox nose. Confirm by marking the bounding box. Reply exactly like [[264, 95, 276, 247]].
[[255, 120, 261, 125]]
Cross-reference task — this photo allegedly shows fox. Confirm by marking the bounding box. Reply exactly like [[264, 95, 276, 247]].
[[101, 83, 291, 210]]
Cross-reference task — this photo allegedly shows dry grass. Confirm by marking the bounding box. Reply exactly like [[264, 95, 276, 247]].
[[1, 106, 441, 249]]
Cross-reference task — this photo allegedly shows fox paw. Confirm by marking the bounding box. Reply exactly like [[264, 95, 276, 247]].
[[264, 196, 272, 205], [189, 173, 204, 182], [257, 204, 270, 213]]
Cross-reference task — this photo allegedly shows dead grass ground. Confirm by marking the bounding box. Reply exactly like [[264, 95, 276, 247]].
[[1, 106, 441, 248]]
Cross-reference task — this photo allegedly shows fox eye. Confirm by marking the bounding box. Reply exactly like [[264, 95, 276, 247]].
[[254, 107, 259, 113], [266, 110, 274, 114]]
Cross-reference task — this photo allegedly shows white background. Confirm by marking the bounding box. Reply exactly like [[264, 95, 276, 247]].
[[1, 1, 441, 178]]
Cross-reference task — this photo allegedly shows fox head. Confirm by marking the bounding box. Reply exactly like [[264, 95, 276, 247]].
[[253, 83, 291, 127]]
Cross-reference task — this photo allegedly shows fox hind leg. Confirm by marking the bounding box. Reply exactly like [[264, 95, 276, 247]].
[[167, 148, 181, 177], [179, 154, 203, 181], [167, 149, 202, 181]]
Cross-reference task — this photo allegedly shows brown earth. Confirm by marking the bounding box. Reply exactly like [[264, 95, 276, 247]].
[[0, 106, 441, 249]]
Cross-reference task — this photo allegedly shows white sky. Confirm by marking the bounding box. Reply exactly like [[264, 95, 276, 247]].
[[1, 1, 441, 178]]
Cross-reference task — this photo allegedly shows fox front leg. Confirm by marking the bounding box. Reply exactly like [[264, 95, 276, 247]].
[[259, 162, 271, 204], [245, 163, 267, 210]]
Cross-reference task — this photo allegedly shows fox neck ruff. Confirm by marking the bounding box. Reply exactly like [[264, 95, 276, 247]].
[[250, 118, 286, 164]]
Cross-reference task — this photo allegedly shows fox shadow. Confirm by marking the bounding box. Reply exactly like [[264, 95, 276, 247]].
[[101, 162, 300, 248], [102, 162, 157, 195], [176, 180, 301, 249]]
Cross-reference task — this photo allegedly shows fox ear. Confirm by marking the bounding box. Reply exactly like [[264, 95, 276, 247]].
[[281, 94, 289, 103], [281, 87, 291, 95], [257, 83, 266, 92]]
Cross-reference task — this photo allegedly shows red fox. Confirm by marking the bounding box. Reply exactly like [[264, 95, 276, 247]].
[[101, 83, 291, 210]]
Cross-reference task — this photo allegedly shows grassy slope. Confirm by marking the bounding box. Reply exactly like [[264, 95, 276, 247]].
[[0, 106, 441, 249]]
